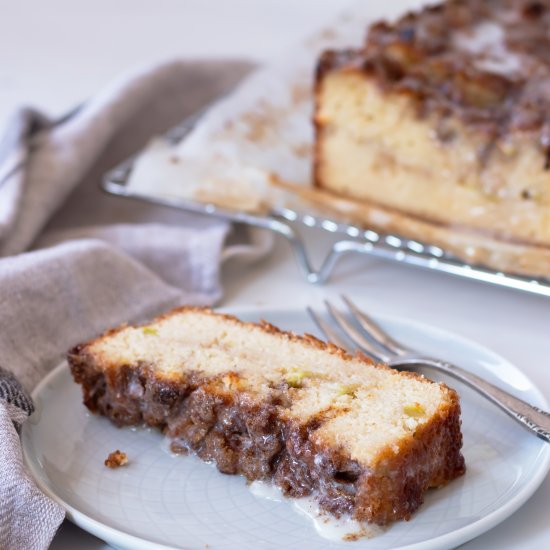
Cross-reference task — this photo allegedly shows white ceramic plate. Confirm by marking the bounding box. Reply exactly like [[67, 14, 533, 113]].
[[22, 310, 550, 550]]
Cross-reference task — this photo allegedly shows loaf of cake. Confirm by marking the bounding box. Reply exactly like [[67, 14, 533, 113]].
[[68, 307, 465, 525], [314, 0, 550, 277]]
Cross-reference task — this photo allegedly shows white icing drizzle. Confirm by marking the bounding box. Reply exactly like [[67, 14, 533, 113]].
[[158, 437, 384, 542], [249, 480, 285, 501], [250, 481, 384, 542], [453, 22, 522, 76]]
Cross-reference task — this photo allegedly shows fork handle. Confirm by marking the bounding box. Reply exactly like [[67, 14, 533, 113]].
[[422, 358, 550, 444]]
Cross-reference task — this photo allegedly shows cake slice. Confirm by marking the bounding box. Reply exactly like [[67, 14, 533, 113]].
[[68, 307, 465, 525], [314, 0, 550, 276]]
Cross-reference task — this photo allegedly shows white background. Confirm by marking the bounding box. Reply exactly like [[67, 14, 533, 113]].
[[0, 0, 345, 128], [1, 1, 549, 549]]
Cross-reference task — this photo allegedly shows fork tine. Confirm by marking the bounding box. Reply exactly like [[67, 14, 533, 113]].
[[306, 307, 351, 351], [323, 300, 392, 363], [341, 295, 408, 356]]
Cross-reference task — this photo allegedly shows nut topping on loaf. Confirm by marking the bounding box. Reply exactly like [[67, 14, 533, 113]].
[[68, 307, 465, 526], [319, 0, 550, 154]]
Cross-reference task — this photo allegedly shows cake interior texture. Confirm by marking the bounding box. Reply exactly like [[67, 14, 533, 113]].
[[69, 307, 465, 526], [314, 0, 550, 275]]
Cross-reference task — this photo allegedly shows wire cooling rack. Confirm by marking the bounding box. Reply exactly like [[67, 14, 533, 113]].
[[102, 115, 550, 298]]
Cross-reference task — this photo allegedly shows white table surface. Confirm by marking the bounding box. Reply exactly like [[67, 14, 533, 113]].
[[1, 1, 549, 549]]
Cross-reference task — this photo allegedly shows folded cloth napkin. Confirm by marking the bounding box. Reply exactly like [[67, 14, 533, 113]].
[[0, 58, 270, 549]]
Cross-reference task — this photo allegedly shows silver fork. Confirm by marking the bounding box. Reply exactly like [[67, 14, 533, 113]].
[[307, 296, 550, 444]]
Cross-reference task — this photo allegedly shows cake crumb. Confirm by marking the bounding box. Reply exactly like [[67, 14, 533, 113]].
[[104, 450, 128, 468], [343, 525, 368, 542]]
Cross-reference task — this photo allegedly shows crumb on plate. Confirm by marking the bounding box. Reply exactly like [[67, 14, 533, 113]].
[[104, 450, 128, 468]]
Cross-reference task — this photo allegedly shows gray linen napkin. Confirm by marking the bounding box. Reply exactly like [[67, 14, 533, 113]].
[[0, 58, 264, 549]]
